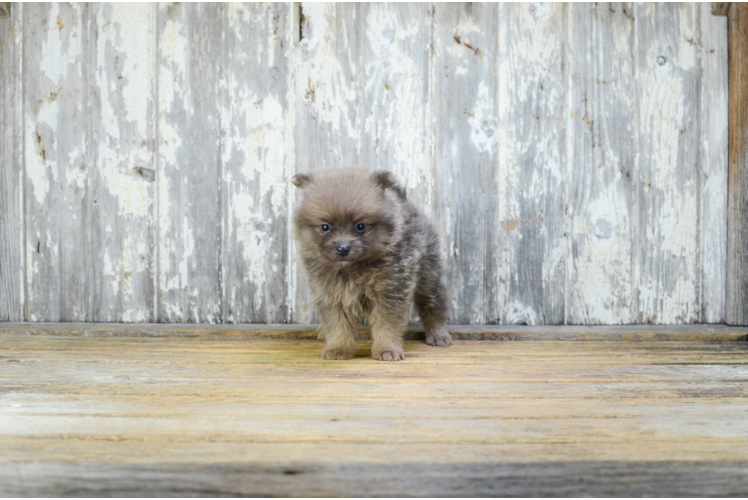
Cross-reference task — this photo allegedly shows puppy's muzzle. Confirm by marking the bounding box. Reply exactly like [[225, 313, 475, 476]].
[[336, 244, 351, 256]]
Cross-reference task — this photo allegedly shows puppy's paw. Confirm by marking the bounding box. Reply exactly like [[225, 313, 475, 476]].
[[373, 348, 405, 362], [321, 347, 355, 360], [425, 327, 452, 347]]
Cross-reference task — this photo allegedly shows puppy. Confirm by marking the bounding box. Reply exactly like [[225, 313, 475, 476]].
[[292, 167, 452, 361]]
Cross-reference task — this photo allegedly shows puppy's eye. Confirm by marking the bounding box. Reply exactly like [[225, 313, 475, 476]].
[[355, 223, 366, 233], [320, 224, 331, 233]]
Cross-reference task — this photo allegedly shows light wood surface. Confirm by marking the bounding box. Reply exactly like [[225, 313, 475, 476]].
[[2, 329, 747, 496]]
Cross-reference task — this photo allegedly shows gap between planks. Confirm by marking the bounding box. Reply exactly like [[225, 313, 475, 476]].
[[1, 323, 747, 342]]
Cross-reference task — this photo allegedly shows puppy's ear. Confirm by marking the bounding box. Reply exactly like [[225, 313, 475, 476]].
[[372, 171, 396, 190], [292, 173, 312, 188]]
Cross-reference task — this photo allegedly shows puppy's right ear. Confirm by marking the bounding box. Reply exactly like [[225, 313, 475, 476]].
[[372, 171, 396, 190], [292, 173, 312, 188]]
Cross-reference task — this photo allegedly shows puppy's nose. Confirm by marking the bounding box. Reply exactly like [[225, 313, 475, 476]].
[[336, 244, 350, 256]]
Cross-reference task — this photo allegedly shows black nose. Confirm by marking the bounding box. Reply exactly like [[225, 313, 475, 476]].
[[336, 244, 350, 256]]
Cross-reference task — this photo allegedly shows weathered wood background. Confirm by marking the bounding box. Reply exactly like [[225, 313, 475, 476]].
[[0, 3, 731, 325]]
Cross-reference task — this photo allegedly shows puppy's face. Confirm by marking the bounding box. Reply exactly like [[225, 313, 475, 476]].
[[292, 168, 397, 266]]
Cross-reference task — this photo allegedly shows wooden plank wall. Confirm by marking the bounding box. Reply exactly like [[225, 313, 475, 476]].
[[0, 2, 22, 321], [0, 3, 733, 325], [727, 3, 748, 325]]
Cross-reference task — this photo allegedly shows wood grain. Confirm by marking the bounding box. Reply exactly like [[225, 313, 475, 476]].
[[293, 3, 361, 175], [3, 461, 746, 497], [292, 3, 357, 323], [433, 3, 498, 324], [700, 2, 729, 322], [360, 3, 434, 325], [88, 4, 156, 322], [712, 2, 731, 16], [1, 332, 748, 496], [358, 4, 434, 217], [0, 5, 22, 320], [156, 3, 223, 322], [635, 3, 701, 324], [223, 3, 292, 323], [23, 3, 90, 321], [727, 3, 748, 325], [497, 3, 567, 325], [567, 3, 636, 324]]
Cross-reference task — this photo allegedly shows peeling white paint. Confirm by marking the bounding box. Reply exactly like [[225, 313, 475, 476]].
[[362, 4, 433, 214], [180, 214, 194, 291], [13, 3, 727, 325], [467, 82, 497, 154], [636, 3, 700, 323], [295, 4, 357, 147], [496, 3, 567, 324], [505, 301, 539, 325], [159, 19, 187, 80], [223, 3, 292, 323], [25, 129, 51, 206], [39, 4, 72, 85]]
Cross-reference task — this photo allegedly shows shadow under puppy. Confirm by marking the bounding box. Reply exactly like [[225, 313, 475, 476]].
[[292, 167, 452, 361]]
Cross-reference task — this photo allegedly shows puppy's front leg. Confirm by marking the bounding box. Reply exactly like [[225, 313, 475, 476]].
[[370, 305, 408, 362], [319, 305, 358, 360]]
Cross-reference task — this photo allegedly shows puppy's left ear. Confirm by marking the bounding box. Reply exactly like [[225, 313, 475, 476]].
[[292, 173, 312, 188], [372, 171, 396, 190]]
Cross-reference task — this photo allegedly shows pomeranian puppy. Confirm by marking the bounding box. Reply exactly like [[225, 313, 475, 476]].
[[292, 167, 452, 361]]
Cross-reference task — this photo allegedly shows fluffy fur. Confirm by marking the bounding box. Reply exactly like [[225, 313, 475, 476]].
[[292, 167, 452, 361]]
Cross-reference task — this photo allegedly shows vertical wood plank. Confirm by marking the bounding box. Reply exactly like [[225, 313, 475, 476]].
[[433, 3, 498, 324], [699, 2, 728, 323], [89, 3, 155, 322], [712, 3, 731, 17], [358, 3, 434, 324], [292, 3, 357, 323], [294, 3, 361, 175], [497, 3, 568, 325], [567, 3, 636, 324], [23, 3, 90, 321], [0, 6, 23, 320], [358, 3, 434, 216], [635, 3, 700, 324], [157, 3, 223, 323], [292, 4, 434, 324], [224, 3, 292, 323], [727, 3, 748, 325]]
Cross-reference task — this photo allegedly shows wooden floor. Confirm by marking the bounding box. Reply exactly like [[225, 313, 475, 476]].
[[2, 324, 748, 497]]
